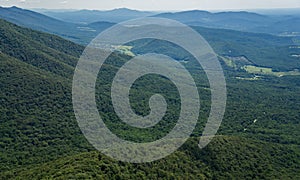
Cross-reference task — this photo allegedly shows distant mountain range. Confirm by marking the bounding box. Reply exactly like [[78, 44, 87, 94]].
[[37, 8, 156, 24], [35, 7, 300, 35], [1, 6, 299, 71], [0, 6, 75, 36], [1, 6, 300, 179], [0, 6, 114, 44], [154, 10, 300, 35], [1, 6, 300, 41], [0, 18, 300, 179]]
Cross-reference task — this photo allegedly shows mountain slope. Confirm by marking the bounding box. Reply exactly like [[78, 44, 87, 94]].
[[0, 18, 82, 77], [155, 10, 300, 35], [1, 7, 299, 71], [192, 26, 300, 71], [1, 136, 299, 179], [0, 19, 93, 172], [129, 27, 299, 71], [0, 6, 112, 44], [0, 6, 77, 38], [155, 10, 274, 31], [0, 15, 299, 179]]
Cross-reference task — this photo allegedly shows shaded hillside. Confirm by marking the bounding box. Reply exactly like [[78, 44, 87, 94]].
[[192, 26, 300, 71], [0, 17, 299, 179], [0, 6, 112, 44], [129, 28, 299, 71], [0, 19, 82, 77], [0, 6, 78, 41], [0, 19, 92, 172], [1, 7, 299, 71], [1, 136, 299, 179]]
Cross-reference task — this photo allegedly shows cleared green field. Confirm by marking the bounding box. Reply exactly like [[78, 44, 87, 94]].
[[219, 56, 236, 68], [242, 65, 300, 77]]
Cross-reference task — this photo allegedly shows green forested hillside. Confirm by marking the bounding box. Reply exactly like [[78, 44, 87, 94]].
[[0, 19, 83, 78], [130, 27, 300, 71], [0, 19, 94, 172], [1, 7, 299, 72], [0, 6, 105, 44], [1, 137, 299, 179], [0, 19, 299, 179]]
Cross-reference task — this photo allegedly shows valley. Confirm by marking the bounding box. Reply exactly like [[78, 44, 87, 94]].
[[0, 5, 299, 179]]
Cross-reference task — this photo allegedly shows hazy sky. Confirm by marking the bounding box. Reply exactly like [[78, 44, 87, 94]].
[[1, 0, 300, 11]]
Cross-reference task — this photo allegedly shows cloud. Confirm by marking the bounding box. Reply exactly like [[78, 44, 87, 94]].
[[60, 1, 68, 4]]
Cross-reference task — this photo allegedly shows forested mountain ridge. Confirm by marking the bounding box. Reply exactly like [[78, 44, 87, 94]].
[[0, 19, 93, 172], [0, 13, 300, 179], [154, 10, 300, 35], [0, 6, 79, 41], [0, 6, 113, 44], [129, 28, 300, 71], [0, 136, 299, 179], [38, 8, 156, 23], [0, 18, 82, 77], [1, 6, 299, 71]]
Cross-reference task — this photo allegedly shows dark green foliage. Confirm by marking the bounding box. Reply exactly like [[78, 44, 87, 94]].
[[0, 18, 299, 179], [0, 51, 93, 172], [184, 137, 300, 179], [194, 26, 300, 71], [0, 19, 83, 78], [128, 28, 300, 71], [1, 136, 299, 179], [2, 6, 300, 72], [0, 19, 93, 172]]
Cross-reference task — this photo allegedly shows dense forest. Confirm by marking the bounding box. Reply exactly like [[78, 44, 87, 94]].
[[0, 13, 299, 179]]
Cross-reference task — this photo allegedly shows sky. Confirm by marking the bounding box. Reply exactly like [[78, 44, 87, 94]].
[[1, 0, 300, 11]]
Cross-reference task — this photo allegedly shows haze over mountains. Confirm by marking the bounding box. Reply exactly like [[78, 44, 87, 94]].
[[38, 8, 156, 23], [1, 6, 299, 42], [0, 5, 300, 179], [1, 6, 299, 71], [1, 17, 299, 179], [38, 7, 300, 35], [1, 6, 299, 44], [0, 6, 113, 44], [166, 10, 300, 35]]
